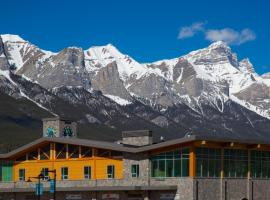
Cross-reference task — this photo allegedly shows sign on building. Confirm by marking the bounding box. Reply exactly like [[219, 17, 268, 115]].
[[102, 193, 120, 199], [65, 194, 82, 200], [160, 193, 175, 200]]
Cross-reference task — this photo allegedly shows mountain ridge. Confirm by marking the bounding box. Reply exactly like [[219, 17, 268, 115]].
[[1, 34, 270, 152]]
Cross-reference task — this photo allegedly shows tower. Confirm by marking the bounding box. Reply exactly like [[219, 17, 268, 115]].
[[42, 117, 77, 138]]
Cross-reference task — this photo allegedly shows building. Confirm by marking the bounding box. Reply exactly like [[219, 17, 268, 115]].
[[0, 117, 270, 200]]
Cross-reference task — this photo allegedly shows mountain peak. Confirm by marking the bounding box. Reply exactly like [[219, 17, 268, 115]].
[[208, 41, 230, 50], [0, 34, 26, 43], [239, 58, 255, 74], [262, 72, 270, 79]]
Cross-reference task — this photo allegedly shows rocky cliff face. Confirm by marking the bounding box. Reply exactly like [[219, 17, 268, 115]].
[[1, 34, 270, 147]]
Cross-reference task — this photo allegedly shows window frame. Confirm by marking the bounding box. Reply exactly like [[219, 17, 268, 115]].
[[61, 167, 69, 180], [18, 168, 25, 181], [196, 147, 221, 178], [107, 165, 115, 179], [41, 168, 49, 180], [84, 166, 92, 179], [151, 147, 189, 178], [131, 164, 139, 178]]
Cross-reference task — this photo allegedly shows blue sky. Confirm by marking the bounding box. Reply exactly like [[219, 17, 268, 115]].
[[1, 0, 269, 74]]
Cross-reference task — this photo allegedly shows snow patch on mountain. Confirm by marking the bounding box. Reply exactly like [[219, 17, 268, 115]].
[[230, 95, 270, 119], [0, 69, 17, 86], [104, 94, 132, 106], [1, 34, 25, 43], [0, 69, 56, 115], [0, 34, 55, 72]]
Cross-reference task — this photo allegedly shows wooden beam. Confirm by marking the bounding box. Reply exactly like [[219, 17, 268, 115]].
[[248, 150, 251, 179], [66, 144, 69, 159], [189, 145, 196, 177], [38, 148, 40, 160], [221, 148, 224, 178]]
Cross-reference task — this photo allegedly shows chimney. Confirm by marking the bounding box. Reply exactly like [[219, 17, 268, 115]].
[[122, 130, 153, 146]]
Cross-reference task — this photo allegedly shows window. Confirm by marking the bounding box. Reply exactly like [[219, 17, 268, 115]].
[[40, 144, 50, 160], [151, 147, 189, 178], [251, 150, 270, 178], [84, 166, 91, 179], [224, 149, 248, 178], [28, 150, 38, 160], [41, 168, 49, 180], [98, 149, 110, 157], [56, 143, 67, 159], [19, 169, 25, 181], [196, 148, 221, 178], [81, 146, 92, 158], [68, 145, 79, 159], [131, 164, 139, 178], [61, 167, 68, 180], [107, 165, 115, 179]]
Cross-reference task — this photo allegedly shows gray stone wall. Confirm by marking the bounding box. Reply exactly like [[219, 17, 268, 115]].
[[3, 177, 270, 199], [122, 136, 152, 146], [194, 178, 254, 200], [151, 178, 194, 200], [43, 118, 60, 137], [249, 179, 270, 200], [224, 179, 248, 200], [59, 120, 77, 138], [122, 152, 150, 186]]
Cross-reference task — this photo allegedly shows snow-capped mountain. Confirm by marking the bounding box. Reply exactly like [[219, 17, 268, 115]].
[[1, 34, 270, 149]]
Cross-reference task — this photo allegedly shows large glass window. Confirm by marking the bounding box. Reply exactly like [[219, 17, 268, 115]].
[[151, 147, 189, 178], [19, 168, 25, 181], [107, 165, 115, 179], [84, 166, 91, 179], [251, 150, 270, 178], [61, 167, 68, 180], [224, 149, 248, 178], [196, 148, 221, 177]]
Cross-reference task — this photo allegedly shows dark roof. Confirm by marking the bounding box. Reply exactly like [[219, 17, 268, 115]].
[[42, 117, 75, 122], [1, 134, 270, 159]]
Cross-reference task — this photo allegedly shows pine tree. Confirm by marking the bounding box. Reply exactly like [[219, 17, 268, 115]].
[[9, 63, 17, 71]]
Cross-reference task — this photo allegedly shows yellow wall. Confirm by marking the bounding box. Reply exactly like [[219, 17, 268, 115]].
[[13, 143, 123, 182]]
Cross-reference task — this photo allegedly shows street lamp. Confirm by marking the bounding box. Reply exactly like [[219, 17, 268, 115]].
[[27, 173, 44, 200]]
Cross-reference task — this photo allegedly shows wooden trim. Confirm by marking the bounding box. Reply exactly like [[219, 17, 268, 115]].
[[66, 144, 69, 159], [221, 148, 224, 178], [79, 146, 82, 158], [189, 145, 196, 177], [93, 148, 97, 179], [38, 148, 40, 160], [248, 149, 251, 179]]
